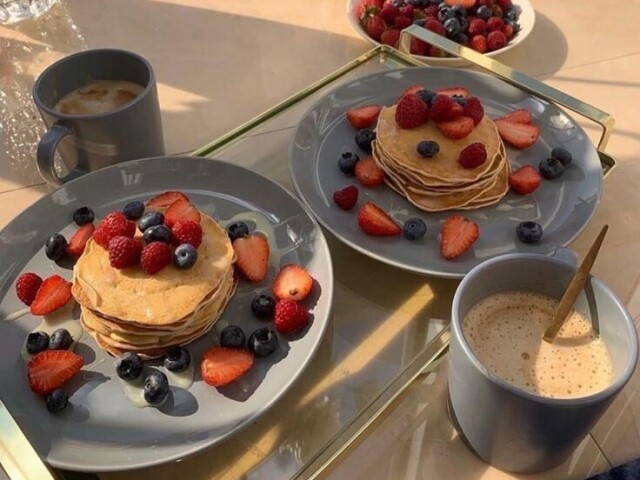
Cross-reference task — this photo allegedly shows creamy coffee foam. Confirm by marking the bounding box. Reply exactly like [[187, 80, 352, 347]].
[[54, 80, 144, 115], [463, 291, 612, 399]]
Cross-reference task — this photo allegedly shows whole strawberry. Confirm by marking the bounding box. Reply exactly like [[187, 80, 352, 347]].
[[15, 272, 43, 306], [140, 242, 172, 275], [395, 93, 430, 129], [274, 300, 310, 334], [171, 220, 203, 249], [364, 15, 385, 41], [108, 236, 143, 269]]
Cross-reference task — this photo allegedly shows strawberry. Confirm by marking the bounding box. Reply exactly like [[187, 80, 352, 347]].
[[15, 273, 43, 306], [108, 236, 143, 269], [398, 84, 424, 102], [274, 300, 310, 334], [430, 94, 463, 122], [200, 347, 254, 387], [164, 198, 201, 228], [146, 191, 190, 208], [30, 275, 72, 315], [395, 93, 430, 129], [477, 0, 494, 7], [355, 156, 386, 187], [357, 202, 401, 236], [333, 185, 359, 211], [66, 223, 95, 256], [436, 86, 470, 98], [273, 264, 314, 302], [470, 34, 488, 53], [364, 15, 386, 41], [232, 234, 270, 282], [171, 219, 203, 248], [437, 116, 474, 140], [425, 5, 438, 17], [140, 242, 172, 275], [487, 30, 507, 51], [495, 119, 540, 149], [495, 0, 511, 9], [398, 4, 414, 17], [440, 215, 479, 260], [393, 15, 413, 29], [458, 143, 487, 169], [463, 96, 484, 126], [27, 350, 83, 396], [346, 104, 382, 129], [502, 23, 514, 39], [445, 0, 476, 7], [379, 3, 399, 24], [497, 109, 532, 124], [92, 211, 132, 249], [509, 165, 542, 195], [425, 18, 446, 36], [486, 17, 504, 32], [410, 37, 429, 56], [380, 28, 401, 46], [468, 18, 486, 36], [355, 0, 383, 21]]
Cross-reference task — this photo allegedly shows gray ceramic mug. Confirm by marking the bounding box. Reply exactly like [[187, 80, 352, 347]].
[[33, 48, 165, 186], [448, 253, 638, 473]]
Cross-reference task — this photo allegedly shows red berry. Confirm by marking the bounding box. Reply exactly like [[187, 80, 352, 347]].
[[502, 23, 514, 39], [492, 4, 503, 16], [509, 165, 542, 195], [355, 156, 386, 187], [497, 108, 533, 124], [200, 347, 254, 387], [66, 223, 96, 257], [425, 18, 446, 36], [380, 28, 401, 46], [470, 34, 488, 53], [146, 191, 190, 208], [486, 17, 504, 32], [28, 350, 83, 396], [495, 120, 540, 149], [232, 235, 270, 282], [437, 116, 474, 140], [164, 198, 201, 228], [495, 0, 511, 9], [346, 104, 382, 129], [468, 18, 486, 36], [364, 15, 386, 40], [274, 300, 310, 334], [393, 15, 413, 29], [436, 86, 470, 98], [395, 93, 430, 129], [108, 236, 143, 269], [477, 0, 494, 7], [398, 4, 414, 17], [333, 185, 359, 211], [357, 202, 401, 236], [463, 96, 485, 126], [410, 37, 429, 56], [171, 220, 203, 248], [458, 143, 488, 169], [140, 242, 172, 275], [92, 211, 131, 249], [440, 215, 479, 260], [273, 264, 314, 302], [430, 94, 463, 123], [379, 3, 399, 24], [487, 30, 507, 51], [30, 275, 72, 316], [424, 5, 438, 17], [15, 272, 43, 306]]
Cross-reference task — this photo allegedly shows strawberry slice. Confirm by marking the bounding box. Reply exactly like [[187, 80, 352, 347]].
[[28, 350, 83, 396], [333, 185, 359, 211], [509, 165, 541, 195], [164, 198, 201, 228], [437, 116, 474, 140], [30, 275, 72, 316], [357, 202, 401, 236], [445, 0, 476, 7], [497, 109, 532, 124], [355, 156, 385, 187], [346, 104, 381, 129], [201, 346, 254, 387], [495, 120, 540, 149], [440, 215, 479, 260], [273, 264, 314, 301], [66, 223, 96, 256], [397, 85, 424, 102], [146, 191, 190, 208], [233, 234, 270, 282], [436, 86, 470, 98]]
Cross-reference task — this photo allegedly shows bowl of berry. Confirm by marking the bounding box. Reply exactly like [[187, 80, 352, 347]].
[[348, 0, 535, 66]]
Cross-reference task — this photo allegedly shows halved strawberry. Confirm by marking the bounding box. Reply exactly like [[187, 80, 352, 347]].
[[357, 202, 401, 236], [346, 104, 381, 129], [66, 223, 95, 257], [146, 191, 190, 208], [436, 86, 470, 98], [355, 156, 385, 187], [27, 350, 83, 396], [497, 109, 533, 124], [273, 264, 313, 302], [437, 116, 474, 140], [164, 198, 201, 228], [233, 234, 270, 282], [495, 120, 540, 149], [397, 85, 424, 102], [509, 165, 541, 195], [440, 215, 479, 260], [445, 0, 476, 7], [30, 275, 72, 316], [201, 346, 254, 387]]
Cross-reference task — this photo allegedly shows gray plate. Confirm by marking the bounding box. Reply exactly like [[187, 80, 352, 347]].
[[0, 156, 333, 472], [289, 67, 603, 278]]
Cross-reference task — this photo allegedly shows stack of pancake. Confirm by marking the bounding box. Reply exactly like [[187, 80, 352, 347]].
[[72, 211, 236, 359], [372, 105, 510, 212]]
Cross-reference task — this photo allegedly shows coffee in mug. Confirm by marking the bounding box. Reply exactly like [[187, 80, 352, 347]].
[[53, 80, 144, 116]]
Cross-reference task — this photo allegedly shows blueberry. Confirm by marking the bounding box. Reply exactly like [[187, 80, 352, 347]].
[[26, 331, 49, 354], [143, 370, 169, 406], [416, 89, 437, 106], [138, 211, 165, 233], [251, 294, 276, 319], [220, 325, 246, 349], [72, 206, 94, 226], [248, 328, 278, 358], [505, 5, 520, 21], [46, 389, 69, 413], [551, 147, 572, 165], [355, 129, 376, 152], [414, 18, 426, 26], [459, 17, 469, 31], [444, 17, 462, 37], [451, 94, 466, 107], [338, 151, 360, 175], [163, 347, 191, 372], [49, 329, 73, 350], [453, 32, 468, 44], [402, 218, 427, 241], [122, 200, 145, 220], [45, 233, 68, 261], [451, 4, 466, 17], [173, 244, 198, 269], [516, 221, 543, 244], [476, 5, 492, 19], [227, 222, 250, 242], [417, 140, 440, 158], [539, 158, 564, 180], [115, 352, 144, 381], [438, 6, 455, 23], [507, 19, 521, 32], [408, 0, 428, 6], [143, 224, 172, 244]]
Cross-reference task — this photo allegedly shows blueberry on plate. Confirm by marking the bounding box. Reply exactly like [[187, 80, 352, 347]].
[[248, 328, 278, 358], [251, 294, 276, 319], [122, 200, 145, 220], [143, 370, 169, 406], [354, 129, 376, 152], [26, 331, 50, 354], [49, 329, 73, 350], [416, 89, 437, 106], [338, 151, 360, 175], [417, 140, 440, 158], [115, 352, 144, 381], [173, 244, 198, 269], [403, 218, 427, 241], [539, 158, 564, 180], [551, 147, 572, 165], [220, 325, 246, 349], [46, 389, 69, 413], [143, 224, 172, 244], [227, 222, 249, 242], [72, 206, 94, 226], [516, 221, 543, 244], [45, 233, 68, 261], [138, 211, 165, 233], [163, 347, 191, 372]]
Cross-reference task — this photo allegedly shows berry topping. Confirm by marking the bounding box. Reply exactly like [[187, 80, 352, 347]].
[[171, 220, 203, 249], [346, 104, 382, 129], [436, 86, 470, 98], [273, 264, 314, 302], [440, 215, 479, 260], [417, 140, 440, 158], [45, 389, 69, 413], [333, 185, 359, 211], [26, 331, 50, 355], [251, 295, 276, 319], [115, 352, 144, 381], [165, 198, 201, 228], [486, 16, 504, 31], [27, 350, 83, 396], [470, 34, 488, 53], [357, 202, 401, 236], [380, 3, 399, 24], [163, 347, 191, 372], [402, 217, 427, 241], [364, 14, 385, 41], [201, 346, 254, 387], [173, 244, 198, 269], [355, 156, 386, 187], [399, 85, 425, 102], [425, 17, 446, 36], [220, 325, 246, 349], [409, 37, 429, 56], [502, 23, 514, 39], [539, 157, 565, 180], [494, 119, 540, 149], [232, 234, 270, 282], [140, 242, 173, 275], [416, 89, 437, 106], [49, 328, 73, 350], [15, 272, 43, 306], [551, 147, 572, 165], [458, 142, 487, 169], [509, 165, 541, 195], [66, 223, 96, 257], [430, 94, 463, 122], [516, 221, 543, 244], [380, 28, 401, 46], [30, 275, 72, 316], [122, 200, 145, 220], [355, 128, 377, 152], [274, 300, 310, 334], [497, 108, 533, 124], [463, 96, 484, 125], [227, 222, 250, 242], [138, 211, 165, 233], [437, 116, 475, 140], [487, 30, 507, 51], [108, 236, 143, 269], [395, 93, 430, 129], [72, 207, 94, 226], [339, 151, 360, 175], [248, 328, 278, 358], [93, 211, 134, 248], [45, 233, 68, 261], [468, 18, 486, 36], [143, 370, 169, 406], [146, 191, 190, 208], [143, 224, 172, 244]]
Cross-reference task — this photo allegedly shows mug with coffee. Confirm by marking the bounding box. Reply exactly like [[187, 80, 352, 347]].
[[33, 49, 165, 186]]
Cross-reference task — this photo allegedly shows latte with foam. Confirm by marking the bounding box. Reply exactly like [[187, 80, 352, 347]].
[[54, 80, 143, 116]]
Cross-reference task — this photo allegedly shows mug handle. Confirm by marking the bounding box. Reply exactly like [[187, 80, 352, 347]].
[[36, 123, 74, 186]]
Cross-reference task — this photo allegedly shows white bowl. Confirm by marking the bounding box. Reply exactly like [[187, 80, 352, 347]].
[[346, 0, 535, 67]]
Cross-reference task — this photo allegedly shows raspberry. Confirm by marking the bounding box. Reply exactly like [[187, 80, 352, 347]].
[[463, 96, 485, 126], [410, 37, 429, 56], [495, 0, 511, 10], [468, 18, 486, 36], [171, 220, 203, 248], [108, 236, 143, 269], [487, 30, 507, 51], [502, 23, 514, 39], [380, 28, 401, 46], [458, 143, 487, 169], [470, 34, 488, 53], [92, 211, 133, 248], [393, 15, 413, 29], [477, 0, 494, 6], [379, 3, 399, 24], [395, 93, 430, 129], [274, 300, 310, 334], [486, 17, 504, 32], [424, 18, 446, 36], [430, 94, 463, 122], [425, 5, 438, 17], [15, 272, 43, 306], [140, 242, 172, 275]]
